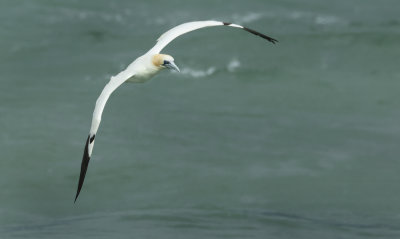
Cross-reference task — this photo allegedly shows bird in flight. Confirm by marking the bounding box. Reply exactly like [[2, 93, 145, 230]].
[[74, 20, 277, 202]]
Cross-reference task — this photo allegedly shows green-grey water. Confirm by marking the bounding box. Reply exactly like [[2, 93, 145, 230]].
[[1, 0, 400, 238]]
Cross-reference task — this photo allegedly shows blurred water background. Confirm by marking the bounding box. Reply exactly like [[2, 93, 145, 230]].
[[1, 0, 400, 238]]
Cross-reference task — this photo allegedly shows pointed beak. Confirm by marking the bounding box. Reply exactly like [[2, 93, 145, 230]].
[[165, 61, 180, 72]]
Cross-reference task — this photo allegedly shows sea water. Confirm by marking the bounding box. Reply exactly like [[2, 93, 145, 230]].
[[1, 0, 400, 238]]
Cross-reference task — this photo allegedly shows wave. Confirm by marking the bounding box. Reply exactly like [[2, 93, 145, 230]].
[[229, 10, 347, 27], [288, 10, 347, 26], [177, 58, 242, 78], [179, 67, 216, 78], [231, 12, 264, 24], [314, 15, 345, 26], [227, 59, 241, 72]]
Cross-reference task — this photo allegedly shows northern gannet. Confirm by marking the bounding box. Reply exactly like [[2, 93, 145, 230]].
[[75, 20, 277, 202]]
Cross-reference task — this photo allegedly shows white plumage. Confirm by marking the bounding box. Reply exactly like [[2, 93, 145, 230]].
[[75, 20, 277, 202]]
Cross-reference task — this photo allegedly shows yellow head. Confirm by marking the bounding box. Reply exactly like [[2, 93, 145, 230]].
[[152, 54, 180, 72]]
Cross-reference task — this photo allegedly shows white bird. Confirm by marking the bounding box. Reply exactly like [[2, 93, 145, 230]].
[[75, 20, 277, 202]]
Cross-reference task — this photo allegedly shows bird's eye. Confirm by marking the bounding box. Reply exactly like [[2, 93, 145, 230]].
[[163, 60, 170, 65]]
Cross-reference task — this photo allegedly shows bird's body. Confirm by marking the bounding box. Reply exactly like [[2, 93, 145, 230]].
[[125, 55, 158, 83], [75, 20, 278, 202]]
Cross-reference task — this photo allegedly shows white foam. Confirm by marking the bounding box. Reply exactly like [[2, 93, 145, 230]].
[[180, 67, 216, 78], [289, 11, 309, 20], [287, 11, 347, 26], [232, 12, 264, 24], [227, 59, 241, 72]]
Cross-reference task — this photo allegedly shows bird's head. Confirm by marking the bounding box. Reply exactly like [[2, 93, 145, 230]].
[[152, 54, 180, 72]]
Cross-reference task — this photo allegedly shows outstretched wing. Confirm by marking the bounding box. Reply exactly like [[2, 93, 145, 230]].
[[74, 70, 135, 202], [147, 20, 278, 54]]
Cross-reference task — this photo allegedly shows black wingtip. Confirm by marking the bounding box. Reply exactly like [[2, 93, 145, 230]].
[[222, 22, 278, 44], [74, 135, 92, 203], [89, 134, 95, 143], [242, 26, 278, 44]]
